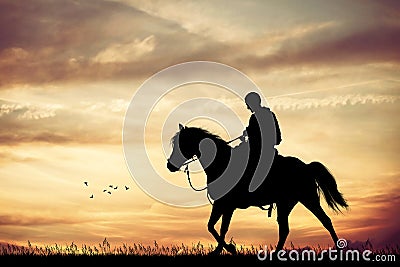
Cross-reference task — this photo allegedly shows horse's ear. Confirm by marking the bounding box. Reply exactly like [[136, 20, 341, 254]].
[[179, 123, 184, 130]]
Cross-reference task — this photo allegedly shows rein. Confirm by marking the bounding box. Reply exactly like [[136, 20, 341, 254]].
[[184, 163, 207, 192], [181, 135, 243, 205], [183, 159, 213, 205]]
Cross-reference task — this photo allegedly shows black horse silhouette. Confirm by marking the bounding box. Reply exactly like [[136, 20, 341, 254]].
[[167, 124, 348, 255]]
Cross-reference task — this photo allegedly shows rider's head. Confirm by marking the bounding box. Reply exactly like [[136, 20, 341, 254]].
[[245, 92, 261, 112]]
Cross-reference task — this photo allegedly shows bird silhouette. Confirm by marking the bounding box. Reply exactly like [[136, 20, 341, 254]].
[[103, 189, 107, 192], [90, 194, 94, 198], [84, 181, 88, 186], [114, 186, 118, 190], [125, 186, 129, 190], [109, 185, 113, 188], [107, 191, 112, 194]]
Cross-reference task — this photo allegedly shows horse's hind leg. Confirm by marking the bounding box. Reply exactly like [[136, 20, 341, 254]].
[[276, 200, 297, 251], [300, 199, 339, 246]]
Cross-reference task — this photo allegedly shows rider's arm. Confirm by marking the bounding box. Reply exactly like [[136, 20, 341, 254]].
[[272, 112, 282, 145], [245, 114, 257, 137]]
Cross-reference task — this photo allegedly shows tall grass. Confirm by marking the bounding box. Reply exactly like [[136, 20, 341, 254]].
[[1, 238, 228, 256], [1, 238, 399, 258]]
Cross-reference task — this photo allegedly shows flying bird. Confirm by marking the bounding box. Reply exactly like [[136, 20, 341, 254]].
[[125, 186, 129, 190], [84, 181, 88, 186], [109, 185, 113, 188], [107, 191, 112, 194], [103, 189, 107, 192], [90, 194, 94, 198], [114, 186, 118, 190]]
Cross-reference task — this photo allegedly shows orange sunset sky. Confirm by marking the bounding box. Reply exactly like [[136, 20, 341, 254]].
[[0, 0, 399, 249]]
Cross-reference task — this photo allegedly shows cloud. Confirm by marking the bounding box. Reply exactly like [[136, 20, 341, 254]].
[[0, 214, 92, 226], [123, 0, 253, 42], [269, 94, 400, 111], [0, 100, 61, 119], [93, 35, 156, 63], [80, 99, 129, 113], [334, 186, 400, 248], [241, 24, 400, 70], [0, 103, 23, 116], [1, 0, 398, 87], [0, 151, 37, 165], [0, 132, 72, 145], [0, 47, 29, 64], [0, 0, 184, 86], [0, 102, 63, 120], [0, 98, 129, 145]]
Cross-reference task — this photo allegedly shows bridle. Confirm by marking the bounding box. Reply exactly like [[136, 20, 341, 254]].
[[178, 155, 204, 191], [179, 135, 244, 205]]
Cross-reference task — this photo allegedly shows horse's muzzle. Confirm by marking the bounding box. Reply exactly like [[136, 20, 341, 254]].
[[167, 160, 180, 172]]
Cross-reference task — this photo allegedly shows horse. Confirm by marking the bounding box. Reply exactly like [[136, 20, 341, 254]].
[[167, 124, 348, 255]]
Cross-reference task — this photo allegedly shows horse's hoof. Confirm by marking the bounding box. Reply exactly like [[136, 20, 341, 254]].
[[225, 243, 237, 255], [208, 245, 223, 256]]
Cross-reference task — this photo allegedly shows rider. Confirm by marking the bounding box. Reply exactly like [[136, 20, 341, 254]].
[[240, 91, 282, 193]]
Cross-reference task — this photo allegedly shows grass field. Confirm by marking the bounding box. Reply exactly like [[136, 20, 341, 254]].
[[1, 238, 398, 266]]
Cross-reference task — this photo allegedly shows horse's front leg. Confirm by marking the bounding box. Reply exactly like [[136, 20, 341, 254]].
[[220, 207, 236, 255], [207, 204, 236, 255], [207, 204, 225, 255]]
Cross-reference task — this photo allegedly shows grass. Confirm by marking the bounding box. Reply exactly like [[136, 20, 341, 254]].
[[1, 238, 276, 257], [1, 238, 398, 266], [1, 238, 229, 256]]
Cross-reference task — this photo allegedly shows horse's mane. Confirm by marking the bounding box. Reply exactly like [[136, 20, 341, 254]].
[[170, 127, 227, 147]]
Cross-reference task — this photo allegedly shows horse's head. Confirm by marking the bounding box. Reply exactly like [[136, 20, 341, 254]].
[[167, 123, 201, 172]]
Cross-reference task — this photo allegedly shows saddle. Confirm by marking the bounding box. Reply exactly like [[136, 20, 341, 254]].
[[230, 145, 284, 214], [207, 142, 284, 216]]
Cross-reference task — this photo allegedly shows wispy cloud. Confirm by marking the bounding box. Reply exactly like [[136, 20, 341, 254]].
[[80, 99, 129, 113], [93, 35, 156, 63], [124, 0, 253, 42], [0, 132, 71, 145], [0, 214, 92, 226], [0, 98, 129, 145], [0, 151, 37, 165], [0, 103, 63, 120], [239, 24, 400, 71], [269, 94, 400, 111]]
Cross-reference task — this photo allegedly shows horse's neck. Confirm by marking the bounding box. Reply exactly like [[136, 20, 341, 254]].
[[201, 141, 231, 183]]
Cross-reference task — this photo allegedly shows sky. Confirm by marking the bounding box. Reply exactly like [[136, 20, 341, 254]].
[[0, 0, 399, 250]]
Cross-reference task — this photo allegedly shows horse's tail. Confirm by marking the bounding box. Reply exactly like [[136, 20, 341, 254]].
[[308, 161, 348, 213]]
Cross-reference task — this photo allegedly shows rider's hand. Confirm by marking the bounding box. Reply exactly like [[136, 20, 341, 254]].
[[240, 130, 247, 142]]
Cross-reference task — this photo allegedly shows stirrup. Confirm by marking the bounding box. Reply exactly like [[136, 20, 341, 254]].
[[258, 204, 274, 217]]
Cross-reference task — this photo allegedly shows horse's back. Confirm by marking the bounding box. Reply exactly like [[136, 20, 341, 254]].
[[251, 154, 311, 202], [212, 147, 312, 206]]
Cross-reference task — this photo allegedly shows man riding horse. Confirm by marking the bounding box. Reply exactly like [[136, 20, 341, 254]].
[[235, 92, 282, 207], [166, 92, 348, 255]]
